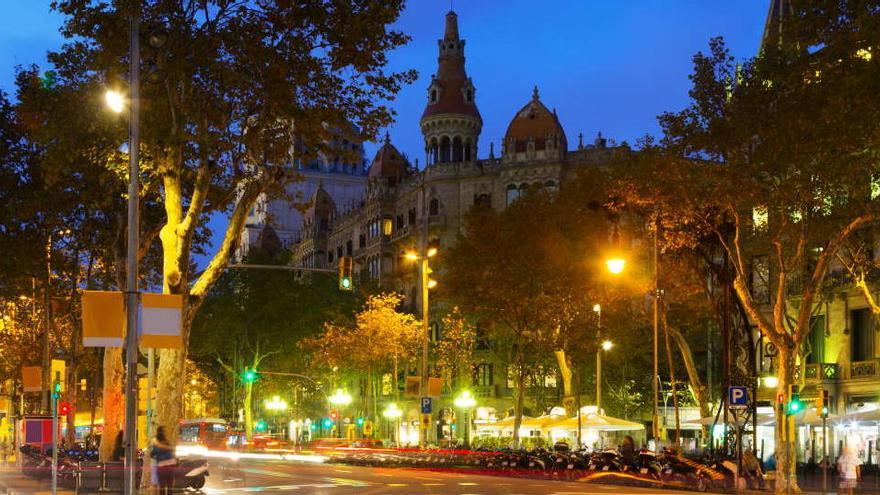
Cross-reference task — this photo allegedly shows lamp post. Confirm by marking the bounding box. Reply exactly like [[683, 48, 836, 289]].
[[453, 391, 477, 448], [405, 245, 438, 448], [103, 2, 142, 493], [328, 388, 352, 439], [264, 395, 289, 435], [383, 403, 403, 445]]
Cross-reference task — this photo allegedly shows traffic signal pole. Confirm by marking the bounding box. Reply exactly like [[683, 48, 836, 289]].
[[51, 387, 58, 495]]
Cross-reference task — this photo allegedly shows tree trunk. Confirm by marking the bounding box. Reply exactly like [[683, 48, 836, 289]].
[[668, 325, 711, 439], [661, 308, 681, 445], [553, 350, 575, 414], [243, 380, 254, 441], [155, 347, 186, 445], [99, 348, 124, 461], [774, 345, 799, 494], [511, 364, 526, 448]]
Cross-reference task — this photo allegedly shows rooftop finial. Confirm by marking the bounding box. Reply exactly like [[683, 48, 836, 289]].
[[444, 10, 460, 40], [384, 131, 391, 145], [578, 132, 584, 150], [489, 141, 495, 159], [532, 85, 540, 100]]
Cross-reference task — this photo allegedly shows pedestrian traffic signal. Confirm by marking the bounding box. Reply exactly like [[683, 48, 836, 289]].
[[355, 417, 364, 426], [59, 401, 71, 416], [254, 420, 267, 432], [329, 409, 339, 421], [242, 368, 258, 383], [787, 384, 802, 415], [338, 257, 353, 291], [322, 418, 332, 428], [52, 381, 61, 399]]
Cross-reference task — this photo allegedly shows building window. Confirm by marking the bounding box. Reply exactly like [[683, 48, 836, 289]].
[[474, 193, 491, 208], [473, 363, 493, 387], [505, 184, 519, 206], [429, 198, 440, 216], [327, 251, 334, 264], [346, 240, 353, 256], [750, 256, 770, 304], [851, 308, 875, 362], [430, 89, 437, 103], [807, 315, 825, 364], [408, 208, 416, 225], [396, 214, 404, 229], [337, 246, 343, 259], [359, 234, 366, 249], [383, 218, 393, 236]]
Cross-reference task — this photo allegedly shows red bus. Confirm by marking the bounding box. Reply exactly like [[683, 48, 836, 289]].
[[178, 418, 229, 452]]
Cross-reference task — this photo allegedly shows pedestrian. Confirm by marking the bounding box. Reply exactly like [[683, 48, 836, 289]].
[[619, 435, 636, 467], [150, 426, 176, 495], [741, 447, 764, 489], [112, 431, 125, 462], [837, 446, 861, 495]]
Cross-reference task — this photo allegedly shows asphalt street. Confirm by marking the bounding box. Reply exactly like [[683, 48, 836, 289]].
[[200, 459, 696, 495]]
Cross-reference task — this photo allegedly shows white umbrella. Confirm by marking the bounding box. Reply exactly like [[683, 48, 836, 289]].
[[842, 408, 880, 424], [685, 411, 774, 426]]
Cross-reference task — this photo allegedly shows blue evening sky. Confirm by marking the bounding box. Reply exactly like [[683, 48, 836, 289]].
[[0, 1, 769, 264]]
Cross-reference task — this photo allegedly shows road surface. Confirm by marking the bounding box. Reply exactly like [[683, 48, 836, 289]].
[[201, 459, 695, 494]]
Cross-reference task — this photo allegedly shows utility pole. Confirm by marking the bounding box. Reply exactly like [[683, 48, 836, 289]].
[[652, 220, 660, 447], [122, 2, 141, 494], [42, 234, 52, 413]]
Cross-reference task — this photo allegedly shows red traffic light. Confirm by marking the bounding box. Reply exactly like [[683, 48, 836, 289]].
[[329, 409, 339, 421], [59, 401, 71, 416], [776, 392, 785, 404]]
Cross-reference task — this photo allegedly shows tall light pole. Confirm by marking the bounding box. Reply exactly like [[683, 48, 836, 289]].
[[106, 2, 142, 493], [651, 223, 660, 447], [328, 388, 352, 439], [405, 245, 437, 448], [453, 390, 476, 448]]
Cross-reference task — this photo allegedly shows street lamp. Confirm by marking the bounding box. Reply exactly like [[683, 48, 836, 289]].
[[404, 244, 438, 447], [329, 389, 351, 439], [264, 395, 288, 411], [453, 391, 477, 448], [605, 257, 626, 275], [105, 89, 126, 114], [383, 403, 403, 445]]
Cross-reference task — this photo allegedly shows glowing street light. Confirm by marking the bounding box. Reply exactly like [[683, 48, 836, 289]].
[[454, 390, 477, 448], [382, 403, 402, 419], [762, 376, 779, 389], [105, 89, 126, 114], [264, 395, 288, 412], [601, 340, 613, 351], [328, 388, 352, 406], [605, 257, 626, 275]]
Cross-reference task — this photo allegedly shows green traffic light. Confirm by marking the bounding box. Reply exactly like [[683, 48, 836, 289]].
[[322, 418, 332, 428], [340, 276, 352, 290], [254, 420, 267, 431], [243, 369, 258, 383], [355, 417, 364, 426], [788, 400, 802, 414]]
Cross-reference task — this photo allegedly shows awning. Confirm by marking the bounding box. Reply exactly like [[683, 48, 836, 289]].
[[547, 413, 644, 432]]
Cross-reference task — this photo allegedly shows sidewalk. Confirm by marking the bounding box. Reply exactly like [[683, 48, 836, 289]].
[[0, 467, 74, 495]]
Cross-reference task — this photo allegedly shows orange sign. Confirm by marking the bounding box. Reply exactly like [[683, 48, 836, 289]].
[[22, 366, 42, 392]]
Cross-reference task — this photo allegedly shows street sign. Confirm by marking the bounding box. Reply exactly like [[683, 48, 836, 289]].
[[420, 414, 431, 430], [728, 386, 749, 408], [421, 397, 432, 414]]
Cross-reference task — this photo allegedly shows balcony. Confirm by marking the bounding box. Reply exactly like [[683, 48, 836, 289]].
[[851, 359, 879, 379], [473, 385, 497, 399], [804, 362, 839, 381]]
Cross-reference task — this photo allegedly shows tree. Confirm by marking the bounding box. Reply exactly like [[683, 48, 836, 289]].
[[190, 250, 361, 438], [620, 4, 880, 488], [442, 183, 619, 446], [303, 293, 421, 423], [49, 0, 416, 441], [435, 308, 476, 394]]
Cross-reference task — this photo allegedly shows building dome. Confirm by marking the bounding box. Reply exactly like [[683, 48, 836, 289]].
[[368, 134, 408, 186], [504, 86, 567, 156]]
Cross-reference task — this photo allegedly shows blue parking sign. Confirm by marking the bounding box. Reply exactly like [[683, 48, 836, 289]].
[[728, 386, 749, 408], [421, 397, 432, 414]]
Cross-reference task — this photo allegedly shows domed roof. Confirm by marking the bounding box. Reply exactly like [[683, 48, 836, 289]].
[[304, 184, 335, 224], [504, 87, 567, 153], [368, 134, 408, 184]]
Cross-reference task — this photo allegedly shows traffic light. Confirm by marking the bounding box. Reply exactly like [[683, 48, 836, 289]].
[[59, 401, 71, 416], [80, 378, 87, 391], [329, 409, 339, 421], [338, 257, 353, 291], [254, 420, 267, 432], [243, 368, 258, 383], [787, 384, 802, 415], [819, 389, 830, 418], [52, 381, 62, 399], [355, 417, 364, 427], [322, 418, 333, 429]]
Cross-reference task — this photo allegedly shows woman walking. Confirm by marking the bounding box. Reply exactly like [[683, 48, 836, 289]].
[[150, 426, 176, 495]]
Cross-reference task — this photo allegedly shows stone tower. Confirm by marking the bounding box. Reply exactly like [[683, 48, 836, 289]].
[[420, 11, 482, 165]]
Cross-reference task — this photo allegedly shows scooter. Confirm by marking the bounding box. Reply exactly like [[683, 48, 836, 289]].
[[175, 457, 210, 490]]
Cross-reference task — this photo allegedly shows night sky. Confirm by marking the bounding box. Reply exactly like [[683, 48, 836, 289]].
[[0, 1, 769, 263]]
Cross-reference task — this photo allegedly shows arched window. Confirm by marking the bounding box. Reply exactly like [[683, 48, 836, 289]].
[[464, 139, 472, 161], [466, 89, 473, 103], [430, 138, 439, 165], [430, 89, 437, 103], [506, 184, 519, 206], [474, 193, 491, 208], [452, 136, 463, 162], [440, 136, 451, 163], [429, 198, 440, 216]]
